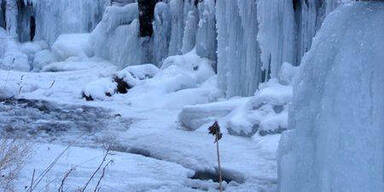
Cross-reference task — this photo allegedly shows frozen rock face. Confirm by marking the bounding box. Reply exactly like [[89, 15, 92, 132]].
[[279, 2, 384, 192], [216, 0, 262, 97]]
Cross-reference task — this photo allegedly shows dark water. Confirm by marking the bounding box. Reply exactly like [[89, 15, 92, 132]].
[[0, 98, 130, 140]]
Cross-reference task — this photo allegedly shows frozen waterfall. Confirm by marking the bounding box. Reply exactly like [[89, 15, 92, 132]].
[[278, 2, 384, 192]]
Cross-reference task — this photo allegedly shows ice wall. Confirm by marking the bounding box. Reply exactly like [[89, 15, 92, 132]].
[[279, 2, 384, 192], [216, 0, 262, 97]]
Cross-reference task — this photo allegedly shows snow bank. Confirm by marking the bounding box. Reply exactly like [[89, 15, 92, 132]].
[[52, 33, 92, 61], [279, 3, 384, 192]]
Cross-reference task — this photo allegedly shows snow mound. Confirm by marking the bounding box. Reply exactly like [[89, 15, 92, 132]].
[[82, 77, 117, 101], [179, 79, 292, 137], [279, 3, 384, 192], [32, 49, 57, 71], [118, 64, 159, 80], [52, 33, 93, 61]]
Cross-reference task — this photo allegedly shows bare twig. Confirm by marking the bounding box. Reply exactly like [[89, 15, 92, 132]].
[[208, 121, 223, 192], [29, 169, 35, 192], [28, 134, 83, 192], [58, 168, 75, 192], [81, 148, 110, 192], [48, 80, 55, 89], [93, 160, 113, 192]]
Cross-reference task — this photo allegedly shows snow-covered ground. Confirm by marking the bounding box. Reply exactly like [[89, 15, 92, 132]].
[[0, 46, 287, 191]]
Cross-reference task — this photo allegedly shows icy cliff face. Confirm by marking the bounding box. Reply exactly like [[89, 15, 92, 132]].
[[279, 2, 384, 192]]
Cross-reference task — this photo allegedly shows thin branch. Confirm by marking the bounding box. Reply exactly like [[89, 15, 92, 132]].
[[29, 169, 35, 192], [81, 149, 110, 192], [58, 168, 75, 192], [93, 160, 113, 192]]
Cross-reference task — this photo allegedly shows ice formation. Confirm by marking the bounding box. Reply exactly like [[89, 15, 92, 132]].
[[279, 2, 384, 192], [216, 0, 262, 97], [90, 3, 142, 68], [153, 2, 171, 66], [4, 0, 108, 45]]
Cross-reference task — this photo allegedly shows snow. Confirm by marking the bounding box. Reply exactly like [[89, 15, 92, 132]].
[[52, 33, 93, 61], [179, 79, 292, 137], [120, 64, 159, 80], [279, 2, 384, 192], [16, 143, 196, 192], [32, 49, 57, 71], [1, 0, 373, 191]]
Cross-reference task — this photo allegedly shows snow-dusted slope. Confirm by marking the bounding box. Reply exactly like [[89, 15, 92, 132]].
[[279, 2, 384, 192]]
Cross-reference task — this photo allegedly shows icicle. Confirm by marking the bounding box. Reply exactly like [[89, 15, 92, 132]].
[[153, 2, 171, 66], [195, 0, 216, 62], [168, 0, 184, 56]]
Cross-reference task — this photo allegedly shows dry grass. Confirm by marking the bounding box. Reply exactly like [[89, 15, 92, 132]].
[[0, 139, 31, 192]]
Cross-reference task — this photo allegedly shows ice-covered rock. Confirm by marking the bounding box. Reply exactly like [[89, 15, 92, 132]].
[[178, 98, 244, 131], [81, 77, 117, 101], [161, 49, 214, 85], [52, 33, 92, 61], [118, 64, 159, 81], [279, 3, 384, 192]]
